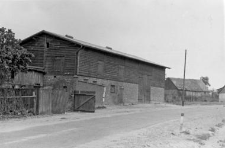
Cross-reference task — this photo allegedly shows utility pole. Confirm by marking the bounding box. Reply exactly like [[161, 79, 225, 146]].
[[182, 50, 187, 106]]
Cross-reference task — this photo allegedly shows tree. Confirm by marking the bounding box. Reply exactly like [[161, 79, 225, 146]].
[[200, 76, 210, 86], [0, 27, 33, 85]]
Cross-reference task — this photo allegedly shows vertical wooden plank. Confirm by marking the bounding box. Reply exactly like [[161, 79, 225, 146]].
[[51, 89, 68, 114]]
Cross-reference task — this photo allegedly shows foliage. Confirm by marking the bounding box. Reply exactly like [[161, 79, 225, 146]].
[[0, 27, 33, 85], [201, 76, 210, 86]]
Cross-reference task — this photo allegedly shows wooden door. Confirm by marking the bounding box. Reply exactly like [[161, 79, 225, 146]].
[[138, 74, 151, 103], [51, 89, 68, 114], [74, 92, 95, 112], [118, 86, 124, 104], [138, 75, 144, 103]]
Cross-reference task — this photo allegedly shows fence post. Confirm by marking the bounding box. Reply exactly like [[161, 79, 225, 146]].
[[34, 84, 41, 115], [180, 113, 184, 132]]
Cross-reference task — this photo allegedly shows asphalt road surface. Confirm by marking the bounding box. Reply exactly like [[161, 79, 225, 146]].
[[0, 105, 222, 148]]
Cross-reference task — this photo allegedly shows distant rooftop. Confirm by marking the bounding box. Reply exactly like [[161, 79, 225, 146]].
[[168, 77, 209, 92]]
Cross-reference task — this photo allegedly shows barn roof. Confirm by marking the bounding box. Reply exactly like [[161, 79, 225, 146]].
[[218, 85, 225, 94], [21, 30, 169, 69], [168, 77, 208, 92]]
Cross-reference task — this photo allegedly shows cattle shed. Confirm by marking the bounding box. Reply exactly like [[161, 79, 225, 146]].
[[20, 30, 169, 106], [165, 77, 217, 103]]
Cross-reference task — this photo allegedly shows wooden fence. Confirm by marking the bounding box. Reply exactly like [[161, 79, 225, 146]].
[[0, 88, 37, 116], [0, 87, 95, 117], [38, 88, 69, 114]]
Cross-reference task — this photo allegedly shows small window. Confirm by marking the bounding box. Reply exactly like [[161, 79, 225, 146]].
[[110, 85, 116, 93], [46, 42, 50, 48]]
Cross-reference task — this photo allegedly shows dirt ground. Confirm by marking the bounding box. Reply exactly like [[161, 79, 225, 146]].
[[75, 104, 225, 148], [1, 103, 225, 148]]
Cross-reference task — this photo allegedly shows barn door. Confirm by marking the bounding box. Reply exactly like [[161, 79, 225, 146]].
[[138, 75, 144, 103], [118, 86, 124, 104], [74, 92, 95, 112], [138, 74, 151, 103]]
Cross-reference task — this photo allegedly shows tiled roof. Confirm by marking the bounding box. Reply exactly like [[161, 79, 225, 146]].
[[21, 30, 169, 69], [168, 77, 208, 92]]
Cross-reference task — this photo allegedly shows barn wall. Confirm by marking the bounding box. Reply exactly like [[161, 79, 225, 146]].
[[22, 34, 81, 76], [77, 76, 138, 105], [22, 33, 166, 104], [14, 71, 44, 86], [78, 48, 165, 85], [44, 75, 77, 94], [151, 87, 164, 102], [22, 38, 44, 67], [78, 48, 165, 103], [165, 90, 181, 103], [152, 67, 165, 88]]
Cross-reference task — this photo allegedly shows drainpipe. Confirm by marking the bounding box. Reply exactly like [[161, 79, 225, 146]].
[[43, 35, 47, 70], [75, 44, 84, 75]]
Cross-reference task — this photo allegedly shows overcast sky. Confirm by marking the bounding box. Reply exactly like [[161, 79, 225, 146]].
[[1, 0, 224, 89]]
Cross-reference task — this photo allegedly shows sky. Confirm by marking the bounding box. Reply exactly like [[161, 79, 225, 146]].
[[0, 0, 224, 89]]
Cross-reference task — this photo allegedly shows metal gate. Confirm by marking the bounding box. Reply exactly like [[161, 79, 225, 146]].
[[74, 91, 95, 112]]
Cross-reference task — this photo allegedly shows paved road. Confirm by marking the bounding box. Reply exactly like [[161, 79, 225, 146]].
[[0, 105, 222, 148]]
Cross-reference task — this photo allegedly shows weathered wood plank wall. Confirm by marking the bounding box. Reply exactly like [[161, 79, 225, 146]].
[[78, 48, 165, 86], [38, 88, 52, 114], [14, 71, 44, 86], [22, 34, 81, 76]]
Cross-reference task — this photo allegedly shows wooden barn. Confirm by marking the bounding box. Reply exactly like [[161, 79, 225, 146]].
[[20, 30, 168, 106], [165, 77, 214, 103]]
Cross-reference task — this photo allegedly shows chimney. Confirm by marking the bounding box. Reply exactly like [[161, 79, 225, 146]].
[[65, 34, 73, 39], [106, 46, 112, 50]]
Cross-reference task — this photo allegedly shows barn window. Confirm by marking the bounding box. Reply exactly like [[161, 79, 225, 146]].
[[110, 85, 116, 93], [46, 42, 50, 48], [53, 56, 65, 73], [97, 61, 104, 75]]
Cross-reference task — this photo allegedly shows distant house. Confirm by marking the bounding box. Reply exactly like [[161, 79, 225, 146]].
[[20, 30, 169, 106], [165, 77, 212, 103], [218, 85, 225, 102]]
